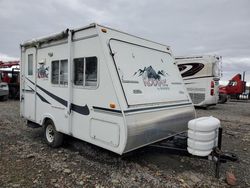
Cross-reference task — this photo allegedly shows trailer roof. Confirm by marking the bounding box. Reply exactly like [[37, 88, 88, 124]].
[[21, 23, 170, 48], [76, 23, 170, 48], [175, 55, 221, 60]]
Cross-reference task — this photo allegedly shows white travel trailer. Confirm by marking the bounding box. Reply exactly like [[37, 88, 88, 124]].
[[175, 55, 222, 107], [20, 23, 195, 155]]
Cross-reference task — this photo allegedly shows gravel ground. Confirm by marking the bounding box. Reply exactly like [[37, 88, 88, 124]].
[[0, 100, 250, 187]]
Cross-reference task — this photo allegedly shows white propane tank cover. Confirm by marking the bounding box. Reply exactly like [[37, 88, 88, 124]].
[[188, 129, 216, 141], [188, 139, 215, 151], [187, 148, 212, 157], [187, 116, 221, 157], [188, 116, 220, 131]]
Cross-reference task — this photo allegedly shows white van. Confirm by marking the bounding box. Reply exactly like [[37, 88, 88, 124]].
[[0, 82, 9, 101], [175, 55, 221, 108], [20, 23, 195, 154], [0, 65, 20, 99]]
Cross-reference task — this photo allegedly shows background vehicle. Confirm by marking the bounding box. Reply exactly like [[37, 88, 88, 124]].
[[175, 55, 222, 108], [0, 80, 9, 101], [219, 72, 248, 103], [0, 62, 20, 99]]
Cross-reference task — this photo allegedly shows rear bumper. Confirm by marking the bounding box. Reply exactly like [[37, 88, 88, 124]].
[[123, 104, 195, 153], [195, 95, 218, 107], [0, 89, 9, 97]]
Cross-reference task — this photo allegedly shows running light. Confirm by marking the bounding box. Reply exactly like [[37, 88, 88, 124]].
[[210, 89, 214, 96], [101, 28, 107, 33], [110, 103, 116, 109], [211, 81, 214, 88]]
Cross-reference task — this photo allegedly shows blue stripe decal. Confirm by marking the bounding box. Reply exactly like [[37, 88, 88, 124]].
[[28, 86, 51, 104], [26, 77, 89, 115]]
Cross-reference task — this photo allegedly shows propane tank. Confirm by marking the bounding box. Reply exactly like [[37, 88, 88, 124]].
[[187, 116, 220, 157]]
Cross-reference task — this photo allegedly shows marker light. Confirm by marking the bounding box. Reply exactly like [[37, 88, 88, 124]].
[[101, 28, 107, 33], [211, 81, 214, 88], [210, 89, 214, 96], [110, 103, 116, 109]]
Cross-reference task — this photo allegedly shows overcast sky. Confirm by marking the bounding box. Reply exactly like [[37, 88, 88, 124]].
[[0, 0, 249, 84]]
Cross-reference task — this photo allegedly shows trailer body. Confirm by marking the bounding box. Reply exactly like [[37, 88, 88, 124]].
[[20, 23, 195, 154], [175, 55, 221, 107]]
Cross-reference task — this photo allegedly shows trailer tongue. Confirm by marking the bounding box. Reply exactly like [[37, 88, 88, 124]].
[[150, 116, 238, 178]]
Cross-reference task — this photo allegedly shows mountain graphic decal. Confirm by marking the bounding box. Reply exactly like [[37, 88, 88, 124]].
[[134, 66, 168, 88]]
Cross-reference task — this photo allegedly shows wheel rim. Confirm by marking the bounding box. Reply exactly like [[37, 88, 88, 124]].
[[46, 124, 54, 143]]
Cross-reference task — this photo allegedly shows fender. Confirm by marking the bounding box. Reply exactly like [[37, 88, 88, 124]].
[[40, 113, 57, 129]]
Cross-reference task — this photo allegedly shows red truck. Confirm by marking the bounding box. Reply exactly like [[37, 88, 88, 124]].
[[219, 73, 247, 103]]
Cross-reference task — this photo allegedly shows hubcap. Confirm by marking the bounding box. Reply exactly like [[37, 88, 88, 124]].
[[46, 124, 54, 143]]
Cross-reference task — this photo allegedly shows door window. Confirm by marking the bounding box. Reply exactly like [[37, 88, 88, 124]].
[[28, 54, 33, 76]]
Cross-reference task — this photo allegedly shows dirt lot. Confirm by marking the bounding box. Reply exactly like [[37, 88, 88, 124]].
[[0, 100, 250, 187]]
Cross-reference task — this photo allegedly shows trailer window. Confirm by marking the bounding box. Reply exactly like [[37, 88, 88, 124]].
[[51, 60, 68, 86], [28, 54, 33, 75], [74, 58, 84, 85], [60, 60, 68, 85], [85, 57, 97, 86], [52, 61, 59, 84], [74, 56, 98, 87]]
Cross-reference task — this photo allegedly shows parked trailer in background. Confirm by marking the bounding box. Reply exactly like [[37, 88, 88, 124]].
[[175, 55, 222, 108], [20, 23, 196, 154]]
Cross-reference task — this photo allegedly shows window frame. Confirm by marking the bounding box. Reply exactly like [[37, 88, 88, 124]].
[[51, 59, 68, 87], [73, 56, 99, 89]]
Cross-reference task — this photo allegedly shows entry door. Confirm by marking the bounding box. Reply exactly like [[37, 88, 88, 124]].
[[22, 48, 36, 121]]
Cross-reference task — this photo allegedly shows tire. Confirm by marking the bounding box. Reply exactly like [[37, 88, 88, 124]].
[[3, 95, 8, 101], [44, 119, 63, 148], [219, 94, 227, 104], [0, 95, 8, 101]]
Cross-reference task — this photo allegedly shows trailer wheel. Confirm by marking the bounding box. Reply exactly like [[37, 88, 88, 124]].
[[44, 120, 63, 148]]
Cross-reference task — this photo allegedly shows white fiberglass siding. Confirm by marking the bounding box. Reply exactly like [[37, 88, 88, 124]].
[[110, 39, 189, 106]]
